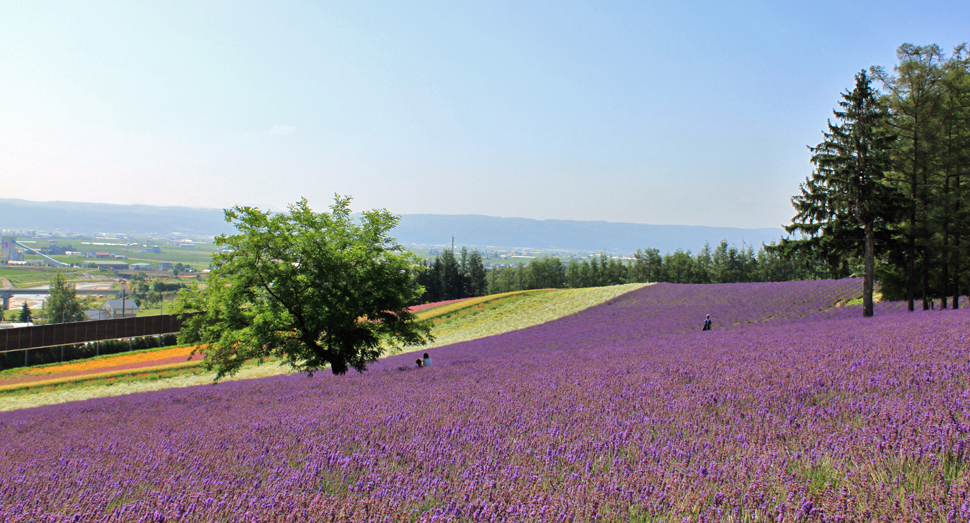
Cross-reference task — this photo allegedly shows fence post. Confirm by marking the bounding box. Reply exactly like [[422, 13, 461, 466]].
[[24, 349, 28, 367]]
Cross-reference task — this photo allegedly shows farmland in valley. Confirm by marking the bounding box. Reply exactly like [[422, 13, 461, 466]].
[[2, 280, 969, 521]]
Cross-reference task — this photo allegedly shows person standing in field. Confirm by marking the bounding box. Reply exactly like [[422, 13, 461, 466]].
[[703, 314, 712, 331]]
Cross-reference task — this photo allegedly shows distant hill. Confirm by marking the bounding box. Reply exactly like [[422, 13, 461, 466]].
[[0, 199, 785, 254], [394, 214, 784, 253], [0, 199, 232, 237]]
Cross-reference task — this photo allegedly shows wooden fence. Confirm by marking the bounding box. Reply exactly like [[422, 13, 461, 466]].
[[0, 314, 191, 354]]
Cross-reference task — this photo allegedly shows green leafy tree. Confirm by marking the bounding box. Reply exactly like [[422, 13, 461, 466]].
[[43, 271, 88, 324], [145, 291, 162, 309], [174, 196, 432, 379]]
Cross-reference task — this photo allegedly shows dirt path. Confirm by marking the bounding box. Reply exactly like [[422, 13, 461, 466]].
[[0, 277, 12, 290]]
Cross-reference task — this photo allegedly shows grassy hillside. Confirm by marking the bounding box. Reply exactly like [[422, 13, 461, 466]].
[[412, 284, 646, 350]]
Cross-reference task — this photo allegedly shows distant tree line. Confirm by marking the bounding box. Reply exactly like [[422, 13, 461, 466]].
[[484, 240, 829, 295], [410, 241, 838, 300], [130, 272, 186, 309], [412, 247, 488, 303], [782, 43, 970, 313]]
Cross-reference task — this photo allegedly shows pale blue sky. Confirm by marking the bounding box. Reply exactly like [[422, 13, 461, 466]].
[[1, 1, 967, 228]]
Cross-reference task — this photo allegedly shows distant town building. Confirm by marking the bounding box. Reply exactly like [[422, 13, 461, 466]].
[[101, 299, 139, 319], [97, 263, 129, 271], [129, 263, 154, 271], [1, 236, 16, 262]]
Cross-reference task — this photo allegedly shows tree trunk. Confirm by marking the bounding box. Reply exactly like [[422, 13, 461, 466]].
[[954, 237, 961, 309], [330, 353, 348, 375], [954, 169, 962, 309], [954, 213, 962, 310], [907, 177, 917, 311], [941, 178, 950, 309], [922, 243, 930, 310], [907, 236, 916, 311], [863, 220, 875, 317]]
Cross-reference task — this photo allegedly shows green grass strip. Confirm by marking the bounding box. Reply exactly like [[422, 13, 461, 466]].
[[402, 283, 648, 353]]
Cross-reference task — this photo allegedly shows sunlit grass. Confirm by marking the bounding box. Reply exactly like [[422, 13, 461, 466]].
[[408, 283, 648, 352]]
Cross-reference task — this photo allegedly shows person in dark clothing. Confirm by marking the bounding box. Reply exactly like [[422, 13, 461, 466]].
[[415, 358, 424, 368], [703, 314, 712, 331]]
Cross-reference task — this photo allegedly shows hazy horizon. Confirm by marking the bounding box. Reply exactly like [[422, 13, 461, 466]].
[[2, 1, 967, 229]]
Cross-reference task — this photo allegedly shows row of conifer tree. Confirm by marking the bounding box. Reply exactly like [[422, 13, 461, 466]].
[[782, 43, 970, 313], [411, 241, 838, 303]]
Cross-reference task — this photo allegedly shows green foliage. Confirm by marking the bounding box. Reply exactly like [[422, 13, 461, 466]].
[[777, 43, 970, 310], [42, 271, 89, 324], [152, 281, 185, 293], [485, 240, 829, 294], [173, 196, 432, 379], [785, 70, 897, 317], [19, 302, 31, 323], [413, 247, 488, 303]]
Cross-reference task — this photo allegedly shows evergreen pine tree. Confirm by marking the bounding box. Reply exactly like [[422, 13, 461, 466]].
[[19, 302, 31, 323], [873, 44, 947, 310], [787, 70, 898, 317]]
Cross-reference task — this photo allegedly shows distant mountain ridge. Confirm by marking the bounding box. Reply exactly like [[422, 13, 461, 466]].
[[395, 214, 784, 253], [0, 199, 785, 254]]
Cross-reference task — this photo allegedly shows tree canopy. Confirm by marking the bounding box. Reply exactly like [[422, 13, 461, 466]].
[[780, 43, 970, 311], [784, 70, 897, 317], [19, 302, 31, 323], [43, 271, 88, 324], [413, 247, 488, 303], [174, 196, 433, 379]]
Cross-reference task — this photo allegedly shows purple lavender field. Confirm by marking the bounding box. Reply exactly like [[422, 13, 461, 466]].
[[3, 280, 970, 522]]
